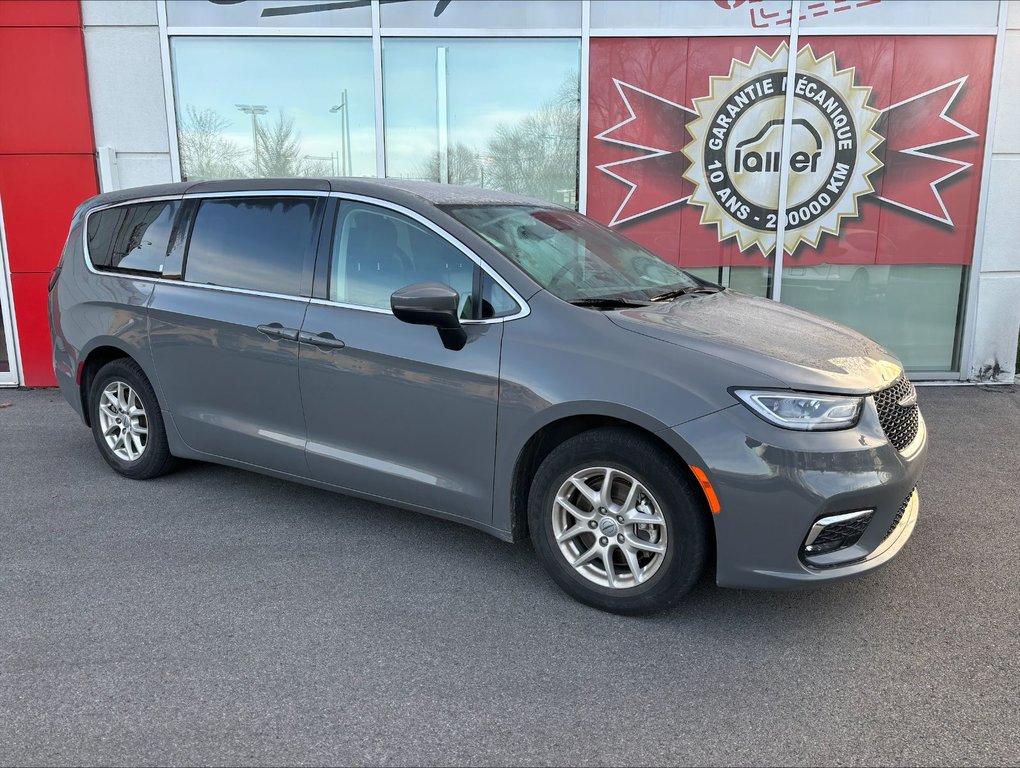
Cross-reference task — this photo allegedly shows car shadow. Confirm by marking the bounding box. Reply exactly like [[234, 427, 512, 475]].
[[152, 457, 902, 635]]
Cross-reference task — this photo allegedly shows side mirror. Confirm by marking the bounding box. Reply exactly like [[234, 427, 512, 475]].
[[390, 282, 467, 351]]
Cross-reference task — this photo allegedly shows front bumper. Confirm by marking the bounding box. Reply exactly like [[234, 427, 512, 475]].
[[672, 397, 927, 589]]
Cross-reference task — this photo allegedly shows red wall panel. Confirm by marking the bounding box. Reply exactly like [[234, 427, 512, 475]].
[[0, 27, 95, 154], [10, 273, 55, 387], [0, 8, 97, 386], [0, 154, 98, 273], [0, 0, 81, 27]]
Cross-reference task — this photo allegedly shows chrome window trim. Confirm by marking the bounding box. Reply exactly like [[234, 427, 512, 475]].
[[323, 191, 531, 325], [308, 297, 390, 315], [154, 280, 310, 304], [79, 190, 532, 324]]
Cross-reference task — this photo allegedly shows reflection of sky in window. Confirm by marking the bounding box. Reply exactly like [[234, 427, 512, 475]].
[[171, 37, 377, 176], [382, 39, 580, 179], [185, 199, 314, 295]]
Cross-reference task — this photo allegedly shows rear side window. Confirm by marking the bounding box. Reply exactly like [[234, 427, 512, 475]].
[[86, 200, 180, 274], [184, 197, 316, 296]]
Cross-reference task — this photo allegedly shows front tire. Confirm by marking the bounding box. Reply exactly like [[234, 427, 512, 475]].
[[89, 358, 176, 480], [528, 428, 710, 615]]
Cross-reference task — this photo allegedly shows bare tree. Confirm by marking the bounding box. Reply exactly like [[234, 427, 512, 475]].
[[412, 141, 482, 185], [178, 106, 246, 181], [485, 72, 580, 204], [255, 112, 332, 177]]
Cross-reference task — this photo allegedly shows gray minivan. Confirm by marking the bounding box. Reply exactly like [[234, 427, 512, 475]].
[[49, 178, 927, 614]]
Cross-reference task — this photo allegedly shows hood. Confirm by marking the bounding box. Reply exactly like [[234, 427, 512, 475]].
[[608, 291, 903, 395]]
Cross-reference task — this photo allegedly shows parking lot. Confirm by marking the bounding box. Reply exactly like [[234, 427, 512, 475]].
[[1, 384, 1018, 766]]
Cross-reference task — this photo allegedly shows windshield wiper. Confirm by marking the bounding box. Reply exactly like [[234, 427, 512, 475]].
[[649, 285, 724, 302], [568, 296, 651, 310]]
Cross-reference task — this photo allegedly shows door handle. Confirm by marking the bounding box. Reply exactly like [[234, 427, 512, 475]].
[[256, 323, 300, 341], [298, 330, 346, 350]]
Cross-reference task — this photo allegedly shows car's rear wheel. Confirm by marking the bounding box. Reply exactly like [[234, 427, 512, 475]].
[[528, 427, 709, 615], [89, 358, 176, 479]]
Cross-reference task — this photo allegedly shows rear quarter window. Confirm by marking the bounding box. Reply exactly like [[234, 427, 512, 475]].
[[86, 200, 180, 274], [183, 197, 316, 296]]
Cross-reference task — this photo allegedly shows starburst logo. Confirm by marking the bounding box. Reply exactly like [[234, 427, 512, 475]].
[[682, 43, 882, 255]]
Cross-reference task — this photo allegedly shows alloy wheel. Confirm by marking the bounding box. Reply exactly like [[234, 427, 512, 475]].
[[97, 381, 148, 462], [551, 466, 668, 589]]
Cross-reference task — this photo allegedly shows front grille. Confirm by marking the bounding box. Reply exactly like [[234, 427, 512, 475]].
[[883, 489, 915, 542], [874, 376, 920, 450]]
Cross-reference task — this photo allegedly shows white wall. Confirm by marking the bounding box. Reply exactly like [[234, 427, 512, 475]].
[[969, 0, 1020, 382], [82, 0, 174, 190]]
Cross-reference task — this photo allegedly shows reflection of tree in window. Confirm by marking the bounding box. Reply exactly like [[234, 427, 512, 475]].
[[487, 72, 579, 206], [178, 106, 247, 181], [255, 113, 332, 177], [412, 71, 579, 206], [178, 106, 331, 181]]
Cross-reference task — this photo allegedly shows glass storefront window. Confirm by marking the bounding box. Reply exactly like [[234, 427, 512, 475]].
[[381, 38, 580, 207], [780, 264, 966, 371], [170, 37, 376, 181]]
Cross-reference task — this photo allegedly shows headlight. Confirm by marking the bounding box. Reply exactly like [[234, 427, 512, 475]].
[[733, 390, 863, 431]]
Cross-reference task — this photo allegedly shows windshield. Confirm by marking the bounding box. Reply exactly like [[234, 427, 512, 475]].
[[443, 205, 702, 303]]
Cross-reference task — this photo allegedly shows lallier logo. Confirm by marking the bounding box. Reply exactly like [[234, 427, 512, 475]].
[[597, 43, 978, 256]]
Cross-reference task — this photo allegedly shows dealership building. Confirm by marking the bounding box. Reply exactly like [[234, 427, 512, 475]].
[[1, 0, 1018, 387]]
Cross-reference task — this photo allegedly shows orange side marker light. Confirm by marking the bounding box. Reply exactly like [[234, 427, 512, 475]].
[[690, 466, 722, 514]]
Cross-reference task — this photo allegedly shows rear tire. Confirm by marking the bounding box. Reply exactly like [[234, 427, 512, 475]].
[[528, 427, 710, 615], [89, 358, 177, 480]]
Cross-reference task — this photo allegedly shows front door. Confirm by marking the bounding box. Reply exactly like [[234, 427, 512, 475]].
[[148, 194, 322, 475], [298, 199, 512, 524]]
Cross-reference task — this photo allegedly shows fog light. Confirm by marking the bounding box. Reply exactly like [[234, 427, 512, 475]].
[[801, 509, 874, 559]]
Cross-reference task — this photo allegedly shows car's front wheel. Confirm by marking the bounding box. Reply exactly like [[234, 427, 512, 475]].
[[89, 358, 176, 480], [528, 428, 710, 615]]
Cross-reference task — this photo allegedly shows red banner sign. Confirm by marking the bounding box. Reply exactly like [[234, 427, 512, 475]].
[[587, 36, 995, 268]]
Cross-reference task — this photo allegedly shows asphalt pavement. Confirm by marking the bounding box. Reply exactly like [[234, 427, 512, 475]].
[[1, 384, 1018, 766]]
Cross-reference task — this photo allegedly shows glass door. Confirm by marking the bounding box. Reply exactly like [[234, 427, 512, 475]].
[[776, 30, 997, 373], [0, 191, 17, 384], [0, 235, 18, 386]]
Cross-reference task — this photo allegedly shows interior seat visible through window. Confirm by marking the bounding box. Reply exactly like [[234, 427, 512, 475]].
[[331, 202, 477, 317], [344, 215, 412, 308]]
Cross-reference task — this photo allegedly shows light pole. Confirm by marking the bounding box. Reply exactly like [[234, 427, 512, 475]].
[[475, 153, 494, 188], [235, 104, 268, 176], [329, 89, 351, 176]]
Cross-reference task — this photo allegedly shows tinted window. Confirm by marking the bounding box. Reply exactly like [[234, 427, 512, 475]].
[[330, 203, 480, 317], [184, 197, 316, 295], [87, 201, 180, 274]]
